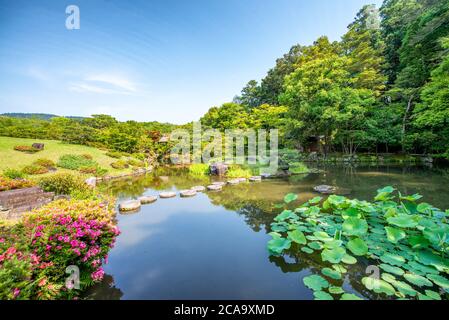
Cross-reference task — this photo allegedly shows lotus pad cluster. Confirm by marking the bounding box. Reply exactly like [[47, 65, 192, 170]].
[[267, 186, 449, 300]]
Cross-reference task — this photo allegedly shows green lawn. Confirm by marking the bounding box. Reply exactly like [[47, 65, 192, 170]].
[[0, 136, 133, 176]]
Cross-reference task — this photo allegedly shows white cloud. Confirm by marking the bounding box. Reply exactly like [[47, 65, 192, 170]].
[[26, 67, 50, 82], [68, 73, 138, 95]]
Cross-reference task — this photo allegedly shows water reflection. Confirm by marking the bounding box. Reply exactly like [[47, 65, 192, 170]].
[[89, 165, 449, 299]]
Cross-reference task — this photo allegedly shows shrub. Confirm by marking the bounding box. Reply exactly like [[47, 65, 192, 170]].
[[105, 151, 124, 159], [37, 172, 86, 195], [81, 154, 93, 160], [57, 154, 98, 170], [21, 165, 49, 175], [188, 163, 209, 176], [0, 176, 35, 192], [78, 165, 108, 177], [226, 165, 252, 178], [289, 162, 309, 174], [2, 168, 27, 180], [110, 160, 129, 170], [32, 158, 55, 169], [0, 199, 120, 299], [126, 158, 145, 167], [13, 145, 40, 153]]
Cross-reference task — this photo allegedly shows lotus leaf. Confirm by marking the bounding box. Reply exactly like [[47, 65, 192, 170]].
[[313, 291, 334, 300], [321, 247, 346, 264], [328, 286, 345, 294], [387, 215, 419, 228], [341, 254, 357, 265], [340, 293, 363, 300], [347, 238, 368, 256], [322, 267, 342, 280], [379, 264, 404, 276], [284, 193, 298, 204], [404, 273, 433, 287], [426, 274, 449, 289], [385, 227, 406, 244], [362, 277, 396, 296], [301, 247, 314, 254], [380, 253, 406, 266], [287, 230, 307, 245], [342, 217, 368, 236], [303, 275, 329, 291], [267, 235, 291, 255]]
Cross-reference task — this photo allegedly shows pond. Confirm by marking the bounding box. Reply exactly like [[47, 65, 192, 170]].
[[85, 164, 449, 300]]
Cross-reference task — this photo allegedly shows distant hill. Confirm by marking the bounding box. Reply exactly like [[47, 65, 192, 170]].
[[1, 113, 85, 121]]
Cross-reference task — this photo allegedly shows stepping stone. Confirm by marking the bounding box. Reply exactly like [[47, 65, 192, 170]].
[[180, 190, 197, 198], [139, 196, 157, 204], [212, 181, 226, 187], [207, 185, 222, 191], [237, 178, 247, 183], [313, 185, 337, 194], [118, 200, 141, 212], [191, 186, 206, 192], [159, 192, 177, 199], [227, 179, 240, 185], [261, 173, 272, 179], [249, 176, 262, 182]]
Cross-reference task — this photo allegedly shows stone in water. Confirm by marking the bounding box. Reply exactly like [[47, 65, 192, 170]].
[[119, 200, 141, 212], [139, 196, 157, 204], [180, 190, 197, 198], [159, 192, 177, 199]]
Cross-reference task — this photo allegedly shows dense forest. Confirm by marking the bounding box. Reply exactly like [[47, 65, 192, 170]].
[[203, 0, 449, 157], [1, 0, 448, 158]]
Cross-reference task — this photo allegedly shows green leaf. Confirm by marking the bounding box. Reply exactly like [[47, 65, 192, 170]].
[[387, 215, 419, 228], [313, 291, 334, 300], [303, 275, 329, 291], [362, 277, 396, 296], [332, 264, 347, 274], [308, 242, 323, 250], [341, 254, 357, 265], [301, 247, 314, 254], [274, 210, 298, 222], [341, 293, 363, 300], [308, 196, 322, 204], [347, 238, 368, 256], [377, 186, 395, 194], [403, 273, 433, 287], [424, 290, 441, 300], [287, 230, 307, 245], [385, 226, 406, 243], [284, 193, 298, 204], [313, 231, 333, 242], [390, 280, 418, 297], [321, 247, 346, 264], [322, 267, 342, 280], [379, 264, 405, 276], [342, 217, 368, 236], [417, 203, 432, 214], [426, 274, 449, 289], [328, 286, 345, 294], [380, 253, 406, 266], [267, 235, 291, 255]]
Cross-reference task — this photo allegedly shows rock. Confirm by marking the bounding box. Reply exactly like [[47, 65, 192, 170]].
[[54, 195, 71, 201], [209, 163, 228, 176], [313, 185, 337, 194], [180, 190, 197, 198], [159, 192, 177, 199], [207, 185, 222, 191], [249, 176, 262, 182], [212, 181, 226, 187], [227, 179, 240, 185], [32, 143, 45, 150], [237, 178, 247, 183], [261, 174, 272, 179], [308, 152, 319, 161], [85, 177, 97, 188], [118, 200, 141, 212], [139, 196, 157, 204], [191, 186, 206, 192], [0, 205, 8, 212]]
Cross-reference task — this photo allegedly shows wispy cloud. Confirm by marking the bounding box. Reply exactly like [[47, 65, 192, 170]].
[[68, 73, 138, 95], [26, 67, 50, 82]]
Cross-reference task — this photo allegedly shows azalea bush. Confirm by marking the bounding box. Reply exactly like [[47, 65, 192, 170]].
[[268, 187, 449, 300], [38, 172, 86, 196], [0, 176, 35, 192], [0, 198, 119, 300], [13, 145, 40, 153], [57, 154, 99, 171], [22, 164, 49, 175]]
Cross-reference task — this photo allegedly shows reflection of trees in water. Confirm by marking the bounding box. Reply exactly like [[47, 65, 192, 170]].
[[82, 274, 123, 300]]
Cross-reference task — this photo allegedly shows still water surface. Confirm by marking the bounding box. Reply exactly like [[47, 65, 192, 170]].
[[86, 164, 449, 300]]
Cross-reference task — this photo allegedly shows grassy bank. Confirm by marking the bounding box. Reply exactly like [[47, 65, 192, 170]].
[[0, 136, 134, 176]]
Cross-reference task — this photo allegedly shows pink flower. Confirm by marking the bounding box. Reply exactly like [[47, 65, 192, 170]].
[[12, 288, 20, 299], [91, 268, 105, 281]]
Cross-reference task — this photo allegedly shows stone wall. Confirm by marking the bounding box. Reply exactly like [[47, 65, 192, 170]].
[[0, 187, 55, 220]]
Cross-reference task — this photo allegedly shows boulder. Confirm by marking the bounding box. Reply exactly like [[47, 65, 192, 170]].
[[249, 176, 262, 182], [209, 163, 228, 176], [191, 186, 206, 192], [207, 185, 222, 191], [180, 190, 197, 198], [85, 177, 97, 188], [313, 185, 337, 194], [139, 196, 157, 204], [118, 200, 141, 212], [159, 192, 177, 199], [32, 143, 45, 150]]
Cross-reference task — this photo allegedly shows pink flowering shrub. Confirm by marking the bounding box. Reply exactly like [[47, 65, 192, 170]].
[[0, 198, 120, 300]]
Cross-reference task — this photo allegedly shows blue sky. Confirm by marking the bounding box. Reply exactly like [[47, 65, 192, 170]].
[[0, 0, 383, 124]]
